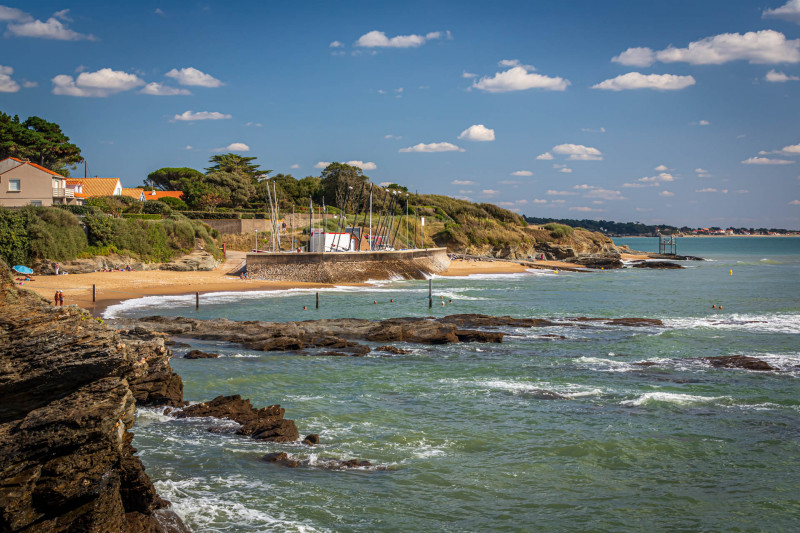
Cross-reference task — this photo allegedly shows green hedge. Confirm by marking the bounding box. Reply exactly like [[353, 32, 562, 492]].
[[179, 211, 241, 220], [122, 213, 162, 220]]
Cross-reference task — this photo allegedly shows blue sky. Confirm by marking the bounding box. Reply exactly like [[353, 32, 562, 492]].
[[2, 0, 800, 228]]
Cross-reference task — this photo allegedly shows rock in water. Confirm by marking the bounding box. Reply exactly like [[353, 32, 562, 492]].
[[631, 261, 684, 269], [375, 345, 411, 355], [173, 395, 300, 442], [0, 260, 188, 532], [703, 355, 775, 371], [303, 434, 320, 446], [184, 349, 219, 359]]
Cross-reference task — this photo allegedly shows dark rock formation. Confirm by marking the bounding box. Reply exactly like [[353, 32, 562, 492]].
[[303, 434, 320, 446], [172, 395, 299, 443], [454, 330, 504, 343], [567, 317, 664, 327], [261, 452, 379, 470], [567, 254, 624, 269], [184, 350, 219, 359], [0, 261, 188, 532], [631, 261, 685, 269], [703, 355, 775, 371], [375, 345, 411, 355], [647, 253, 705, 261]]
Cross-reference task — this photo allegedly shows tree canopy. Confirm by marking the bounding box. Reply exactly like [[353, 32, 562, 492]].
[[145, 167, 204, 191], [320, 162, 369, 208], [0, 111, 83, 175], [205, 153, 267, 183]]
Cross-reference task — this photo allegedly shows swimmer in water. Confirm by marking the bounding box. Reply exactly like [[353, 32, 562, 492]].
[[373, 300, 377, 305], [303, 306, 307, 310], [390, 299, 394, 303], [712, 305, 716, 309]]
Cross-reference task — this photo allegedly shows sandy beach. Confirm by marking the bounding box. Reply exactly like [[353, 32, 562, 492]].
[[21, 254, 582, 315]]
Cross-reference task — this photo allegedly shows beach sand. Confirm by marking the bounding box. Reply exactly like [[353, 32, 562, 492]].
[[21, 253, 581, 315]]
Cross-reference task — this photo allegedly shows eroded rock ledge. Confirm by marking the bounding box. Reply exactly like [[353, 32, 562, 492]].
[[0, 262, 189, 532], [108, 314, 664, 357]]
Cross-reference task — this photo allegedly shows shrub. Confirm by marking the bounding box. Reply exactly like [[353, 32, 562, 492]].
[[142, 201, 173, 216], [122, 213, 162, 220], [26, 207, 88, 262], [159, 196, 188, 210], [544, 223, 574, 239]]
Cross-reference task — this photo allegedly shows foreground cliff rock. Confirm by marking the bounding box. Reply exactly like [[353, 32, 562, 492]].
[[0, 261, 189, 532]]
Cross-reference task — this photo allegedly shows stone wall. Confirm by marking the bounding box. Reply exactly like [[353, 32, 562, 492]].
[[201, 219, 271, 235], [246, 248, 450, 283]]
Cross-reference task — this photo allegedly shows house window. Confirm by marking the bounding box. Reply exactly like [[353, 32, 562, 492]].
[[9, 179, 20, 192], [30, 200, 42, 206]]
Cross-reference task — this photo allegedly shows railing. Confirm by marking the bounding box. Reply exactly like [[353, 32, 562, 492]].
[[53, 188, 75, 198]]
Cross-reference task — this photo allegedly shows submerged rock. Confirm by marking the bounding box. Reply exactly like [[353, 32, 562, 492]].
[[375, 345, 411, 355], [261, 452, 381, 470], [303, 434, 320, 446], [631, 261, 685, 269], [173, 395, 300, 442], [184, 349, 219, 359], [703, 355, 775, 371]]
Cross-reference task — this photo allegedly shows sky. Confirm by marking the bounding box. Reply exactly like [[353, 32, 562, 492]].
[[2, 0, 800, 228]]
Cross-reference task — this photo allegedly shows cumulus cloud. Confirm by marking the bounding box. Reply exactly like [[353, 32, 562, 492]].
[[472, 65, 570, 92], [329, 40, 344, 48], [639, 172, 675, 184], [314, 162, 331, 169], [214, 143, 249, 152], [451, 179, 475, 185], [558, 167, 573, 173], [355, 30, 447, 48], [659, 190, 675, 197], [52, 68, 144, 97], [346, 160, 377, 170], [5, 7, 95, 41], [612, 47, 656, 67], [766, 69, 800, 81], [694, 120, 711, 126], [165, 67, 223, 87], [511, 170, 533, 176], [481, 189, 499, 196], [654, 164, 669, 171], [532, 199, 548, 204], [763, 0, 800, 24], [0, 65, 20, 93], [458, 124, 495, 142], [593, 72, 696, 91], [696, 188, 718, 192], [552, 143, 603, 161], [172, 110, 231, 121], [570, 206, 602, 212], [536, 152, 554, 160], [612, 30, 800, 67], [140, 82, 190, 95], [399, 142, 464, 153], [547, 190, 576, 196], [290, 164, 300, 169], [696, 168, 712, 178], [581, 127, 606, 133], [22, 80, 37, 88], [741, 156, 795, 164], [462, 71, 477, 78], [790, 199, 800, 205]]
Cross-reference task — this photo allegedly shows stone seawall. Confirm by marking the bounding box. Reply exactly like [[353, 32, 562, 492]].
[[246, 248, 450, 283]]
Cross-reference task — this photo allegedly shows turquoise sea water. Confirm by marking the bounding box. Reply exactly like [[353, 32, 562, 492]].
[[116, 237, 800, 532]]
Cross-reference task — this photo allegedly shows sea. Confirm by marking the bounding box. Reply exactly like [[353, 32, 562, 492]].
[[108, 237, 800, 532]]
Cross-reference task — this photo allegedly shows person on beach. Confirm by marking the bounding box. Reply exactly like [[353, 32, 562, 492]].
[[54, 291, 59, 306], [53, 262, 59, 275], [58, 291, 64, 306]]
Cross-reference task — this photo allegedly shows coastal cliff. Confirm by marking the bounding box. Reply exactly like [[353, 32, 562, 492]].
[[0, 262, 188, 532]]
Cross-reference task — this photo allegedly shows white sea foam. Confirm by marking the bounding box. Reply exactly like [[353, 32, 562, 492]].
[[662, 313, 800, 334], [434, 271, 536, 281], [440, 377, 603, 398], [621, 392, 731, 407]]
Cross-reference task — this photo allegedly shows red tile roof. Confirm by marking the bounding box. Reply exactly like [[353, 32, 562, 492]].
[[145, 190, 184, 200], [0, 157, 65, 179]]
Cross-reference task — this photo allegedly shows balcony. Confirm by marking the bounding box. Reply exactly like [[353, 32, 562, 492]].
[[53, 188, 75, 198]]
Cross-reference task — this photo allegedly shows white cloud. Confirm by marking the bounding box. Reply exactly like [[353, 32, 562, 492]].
[[583, 188, 626, 201], [741, 156, 795, 164], [498, 59, 536, 70], [536, 152, 554, 160], [244, 122, 263, 127], [165, 67, 223, 87], [22, 80, 37, 88], [0, 65, 20, 93], [659, 190, 675, 197], [581, 127, 606, 133], [184, 145, 192, 150], [547, 190, 576, 196], [346, 160, 377, 170], [458, 189, 473, 194], [0, 6, 32, 22], [399, 142, 464, 153], [551, 199, 566, 204], [451, 179, 475, 185], [511, 170, 533, 176], [559, 167, 573, 173], [593, 72, 696, 91], [655, 164, 669, 171], [481, 189, 499, 196], [696, 188, 718, 192], [6, 9, 95, 41], [695, 168, 712, 178], [765, 69, 800, 81], [155, 8, 165, 16], [639, 172, 675, 183], [790, 199, 800, 205], [458, 124, 495, 142], [612, 47, 656, 67], [612, 30, 800, 66], [472, 65, 569, 92], [552, 143, 603, 161], [736, 189, 749, 194], [623, 182, 655, 188], [52, 68, 144, 97], [462, 71, 477, 78], [696, 120, 711, 126], [314, 162, 331, 169], [532, 199, 548, 204], [384, 134, 402, 140], [516, 199, 528, 204], [172, 110, 232, 121], [329, 40, 344, 48], [140, 82, 191, 96], [570, 206, 602, 212], [355, 30, 446, 48], [573, 184, 595, 190], [764, 0, 800, 24], [290, 164, 300, 169], [214, 143, 250, 152]]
